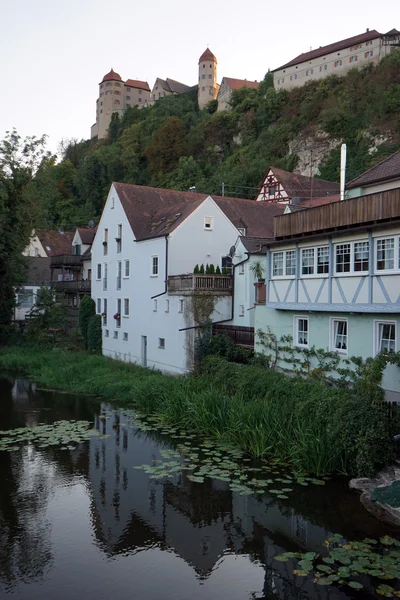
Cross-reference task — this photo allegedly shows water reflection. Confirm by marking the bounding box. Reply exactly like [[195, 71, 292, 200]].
[[0, 375, 397, 599]]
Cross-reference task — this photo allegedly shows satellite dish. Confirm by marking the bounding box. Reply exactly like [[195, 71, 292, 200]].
[[229, 245, 236, 258], [88, 220, 95, 229]]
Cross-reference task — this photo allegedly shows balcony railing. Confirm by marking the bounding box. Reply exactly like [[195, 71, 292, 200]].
[[50, 254, 83, 268], [52, 280, 91, 293], [168, 274, 232, 295], [274, 188, 400, 239]]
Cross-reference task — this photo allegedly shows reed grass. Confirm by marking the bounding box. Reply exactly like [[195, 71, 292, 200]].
[[0, 346, 397, 477]]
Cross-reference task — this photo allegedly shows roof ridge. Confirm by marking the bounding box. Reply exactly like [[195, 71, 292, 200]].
[[347, 149, 400, 187]]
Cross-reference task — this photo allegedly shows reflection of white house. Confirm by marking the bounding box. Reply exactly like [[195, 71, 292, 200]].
[[91, 183, 284, 374], [255, 187, 400, 401]]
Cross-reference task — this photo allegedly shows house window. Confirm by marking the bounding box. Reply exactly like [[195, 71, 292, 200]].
[[301, 248, 315, 275], [376, 237, 395, 271], [349, 56, 358, 63], [116, 299, 121, 328], [116, 224, 122, 253], [331, 319, 348, 354], [278, 78, 284, 84], [105, 329, 109, 337], [286, 250, 296, 276], [335, 243, 351, 273], [117, 261, 122, 290], [123, 332, 128, 341], [113, 331, 118, 339], [319, 64, 327, 71], [153, 299, 157, 312], [123, 298, 129, 317], [208, 74, 212, 79], [290, 74, 297, 81], [294, 316, 309, 347], [334, 60, 343, 67], [151, 255, 159, 276], [204, 216, 213, 230], [239, 263, 245, 275], [306, 69, 313, 76], [103, 263, 108, 291], [179, 299, 184, 313], [365, 50, 373, 58], [202, 74, 206, 79], [165, 299, 169, 312], [221, 255, 233, 275], [124, 260, 130, 277], [239, 305, 245, 317], [73, 244, 81, 256], [17, 288, 34, 308], [375, 321, 396, 354], [272, 252, 284, 277], [97, 264, 102, 280], [268, 185, 276, 196], [366, 40, 373, 46], [159, 338, 165, 349], [317, 246, 329, 274], [103, 229, 108, 255], [126, 95, 131, 100], [354, 241, 369, 271], [97, 298, 101, 313], [103, 299, 107, 325]]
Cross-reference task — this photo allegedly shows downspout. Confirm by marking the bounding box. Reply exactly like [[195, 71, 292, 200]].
[[151, 235, 169, 300], [178, 252, 251, 332], [340, 143, 347, 201]]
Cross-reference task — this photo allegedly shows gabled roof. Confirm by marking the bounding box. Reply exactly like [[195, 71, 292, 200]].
[[125, 79, 150, 91], [166, 78, 192, 94], [258, 167, 339, 200], [239, 236, 272, 254], [77, 228, 96, 245], [221, 77, 259, 91], [34, 230, 74, 256], [113, 183, 285, 241], [347, 150, 400, 189], [199, 48, 217, 63], [272, 29, 381, 71]]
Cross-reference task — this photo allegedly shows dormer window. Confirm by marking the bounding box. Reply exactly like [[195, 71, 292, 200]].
[[204, 217, 213, 230]]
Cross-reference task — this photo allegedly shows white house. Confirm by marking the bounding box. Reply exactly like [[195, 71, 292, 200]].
[[254, 187, 400, 401], [91, 183, 284, 374]]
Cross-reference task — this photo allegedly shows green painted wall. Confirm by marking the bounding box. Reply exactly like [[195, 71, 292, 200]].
[[255, 306, 400, 397]]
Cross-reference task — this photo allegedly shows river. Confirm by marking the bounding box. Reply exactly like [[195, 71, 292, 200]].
[[0, 374, 398, 600]]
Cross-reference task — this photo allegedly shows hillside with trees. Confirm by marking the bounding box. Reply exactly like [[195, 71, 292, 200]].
[[5, 51, 400, 234]]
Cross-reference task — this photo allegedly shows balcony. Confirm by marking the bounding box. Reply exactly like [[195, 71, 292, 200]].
[[52, 280, 91, 294], [50, 254, 83, 268], [168, 274, 232, 295], [274, 188, 400, 239]]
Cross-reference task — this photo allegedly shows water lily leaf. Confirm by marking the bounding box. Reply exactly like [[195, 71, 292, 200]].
[[380, 536, 396, 546], [277, 494, 289, 499], [298, 560, 313, 572], [348, 581, 363, 589], [317, 564, 332, 573], [293, 570, 309, 576], [315, 577, 332, 585], [323, 557, 335, 564], [376, 584, 395, 597], [303, 552, 317, 561], [274, 555, 289, 562]]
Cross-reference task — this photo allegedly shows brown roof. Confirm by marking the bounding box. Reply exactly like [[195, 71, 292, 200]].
[[102, 68, 122, 82], [166, 78, 192, 94], [273, 29, 381, 71], [347, 150, 400, 189], [239, 236, 272, 254], [113, 183, 285, 241], [77, 228, 96, 245], [35, 230, 74, 256], [125, 79, 150, 91], [221, 77, 259, 91], [199, 48, 217, 63], [258, 167, 339, 200]]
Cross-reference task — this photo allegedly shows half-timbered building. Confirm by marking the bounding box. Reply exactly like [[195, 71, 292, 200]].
[[255, 187, 400, 401]]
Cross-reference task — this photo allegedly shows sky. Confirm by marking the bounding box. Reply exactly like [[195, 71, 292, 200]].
[[1, 0, 397, 156]]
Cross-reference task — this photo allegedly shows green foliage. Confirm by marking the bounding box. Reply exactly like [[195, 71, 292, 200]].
[[208, 263, 215, 274], [199, 264, 205, 274], [249, 260, 266, 281], [195, 330, 251, 367], [24, 286, 67, 346], [87, 314, 102, 354], [215, 265, 221, 274], [193, 264, 200, 274], [78, 296, 96, 349]]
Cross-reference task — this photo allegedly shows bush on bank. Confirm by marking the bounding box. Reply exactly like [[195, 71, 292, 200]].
[[0, 346, 398, 477]]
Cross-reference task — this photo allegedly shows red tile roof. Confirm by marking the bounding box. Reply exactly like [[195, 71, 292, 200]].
[[102, 68, 122, 82], [199, 48, 217, 63], [35, 230, 74, 256], [125, 79, 150, 92], [347, 150, 400, 189], [258, 167, 339, 200], [273, 29, 381, 71], [77, 228, 97, 245], [113, 183, 285, 241], [221, 77, 259, 91]]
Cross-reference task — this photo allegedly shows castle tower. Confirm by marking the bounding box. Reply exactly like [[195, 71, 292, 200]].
[[198, 48, 218, 109], [92, 68, 124, 140]]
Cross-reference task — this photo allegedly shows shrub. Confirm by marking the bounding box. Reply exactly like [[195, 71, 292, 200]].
[[215, 265, 221, 274], [194, 264, 200, 274], [87, 314, 102, 354], [78, 297, 96, 349], [199, 264, 205, 274]]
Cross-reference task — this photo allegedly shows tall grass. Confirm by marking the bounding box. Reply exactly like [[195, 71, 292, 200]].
[[0, 347, 398, 477]]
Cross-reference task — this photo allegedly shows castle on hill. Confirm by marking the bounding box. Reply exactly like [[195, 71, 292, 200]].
[[90, 48, 259, 139]]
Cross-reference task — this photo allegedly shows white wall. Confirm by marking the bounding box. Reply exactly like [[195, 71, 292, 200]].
[[23, 233, 47, 257], [231, 240, 260, 328]]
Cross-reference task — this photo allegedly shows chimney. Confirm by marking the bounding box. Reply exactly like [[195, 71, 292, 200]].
[[366, 28, 369, 32], [340, 144, 347, 201]]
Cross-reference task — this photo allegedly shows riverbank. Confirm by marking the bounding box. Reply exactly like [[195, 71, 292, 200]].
[[0, 345, 398, 477]]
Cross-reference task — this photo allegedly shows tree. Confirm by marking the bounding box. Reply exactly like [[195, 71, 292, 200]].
[[0, 129, 49, 340], [145, 116, 188, 174], [87, 314, 102, 354], [25, 286, 67, 345], [78, 296, 96, 349]]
